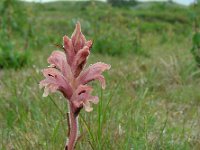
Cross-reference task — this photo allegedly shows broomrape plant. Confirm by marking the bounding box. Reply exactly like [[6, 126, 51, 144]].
[[39, 22, 110, 150]]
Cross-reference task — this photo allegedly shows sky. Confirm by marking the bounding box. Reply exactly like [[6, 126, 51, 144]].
[[23, 0, 196, 6], [140, 0, 195, 5]]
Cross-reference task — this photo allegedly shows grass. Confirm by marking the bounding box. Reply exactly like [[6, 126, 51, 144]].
[[0, 1, 200, 149], [1, 34, 200, 149]]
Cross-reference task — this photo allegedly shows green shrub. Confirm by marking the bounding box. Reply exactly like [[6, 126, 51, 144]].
[[190, 2, 200, 67], [0, 32, 29, 69], [191, 32, 200, 67], [82, 2, 145, 56], [107, 0, 137, 7], [0, 48, 29, 69], [92, 25, 145, 56], [0, 0, 30, 69]]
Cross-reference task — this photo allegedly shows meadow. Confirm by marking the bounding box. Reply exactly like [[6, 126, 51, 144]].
[[0, 0, 200, 149]]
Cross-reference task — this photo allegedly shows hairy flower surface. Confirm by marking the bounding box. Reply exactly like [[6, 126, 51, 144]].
[[39, 22, 110, 112]]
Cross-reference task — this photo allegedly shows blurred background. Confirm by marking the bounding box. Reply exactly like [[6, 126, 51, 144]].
[[0, 0, 200, 149]]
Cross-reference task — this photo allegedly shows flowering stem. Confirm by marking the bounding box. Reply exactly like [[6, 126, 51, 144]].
[[39, 22, 110, 150], [65, 103, 78, 150]]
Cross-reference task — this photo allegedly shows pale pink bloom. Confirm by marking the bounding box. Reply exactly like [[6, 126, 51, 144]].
[[39, 22, 110, 112], [39, 22, 110, 150]]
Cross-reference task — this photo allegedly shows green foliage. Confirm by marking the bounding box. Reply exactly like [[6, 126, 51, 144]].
[[0, 39, 29, 69], [81, 2, 145, 56], [0, 0, 30, 69], [92, 24, 144, 56], [190, 2, 200, 67], [191, 32, 200, 67], [18, 1, 193, 56], [196, 0, 200, 5], [0, 49, 29, 69], [107, 0, 137, 7]]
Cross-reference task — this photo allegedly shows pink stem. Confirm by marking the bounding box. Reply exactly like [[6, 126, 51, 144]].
[[65, 103, 78, 150]]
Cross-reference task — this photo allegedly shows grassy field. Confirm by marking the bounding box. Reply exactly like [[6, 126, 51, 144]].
[[0, 1, 200, 149]]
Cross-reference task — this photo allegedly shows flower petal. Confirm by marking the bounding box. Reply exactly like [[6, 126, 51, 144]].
[[71, 85, 99, 112], [47, 50, 72, 81], [63, 35, 75, 66], [71, 84, 93, 103], [83, 95, 99, 112], [77, 62, 111, 89], [39, 79, 48, 89], [40, 68, 73, 99], [71, 22, 86, 53], [95, 75, 106, 89], [85, 40, 93, 49], [42, 84, 58, 97], [43, 86, 50, 97], [72, 46, 90, 77], [83, 101, 93, 112]]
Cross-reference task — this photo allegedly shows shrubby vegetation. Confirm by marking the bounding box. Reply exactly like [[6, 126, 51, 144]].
[[191, 2, 200, 67], [107, 0, 137, 7], [24, 0, 194, 56], [0, 0, 197, 64], [191, 31, 200, 66], [0, 0, 31, 68]]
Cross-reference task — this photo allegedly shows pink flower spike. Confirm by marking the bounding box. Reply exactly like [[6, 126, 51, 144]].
[[39, 22, 110, 150]]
